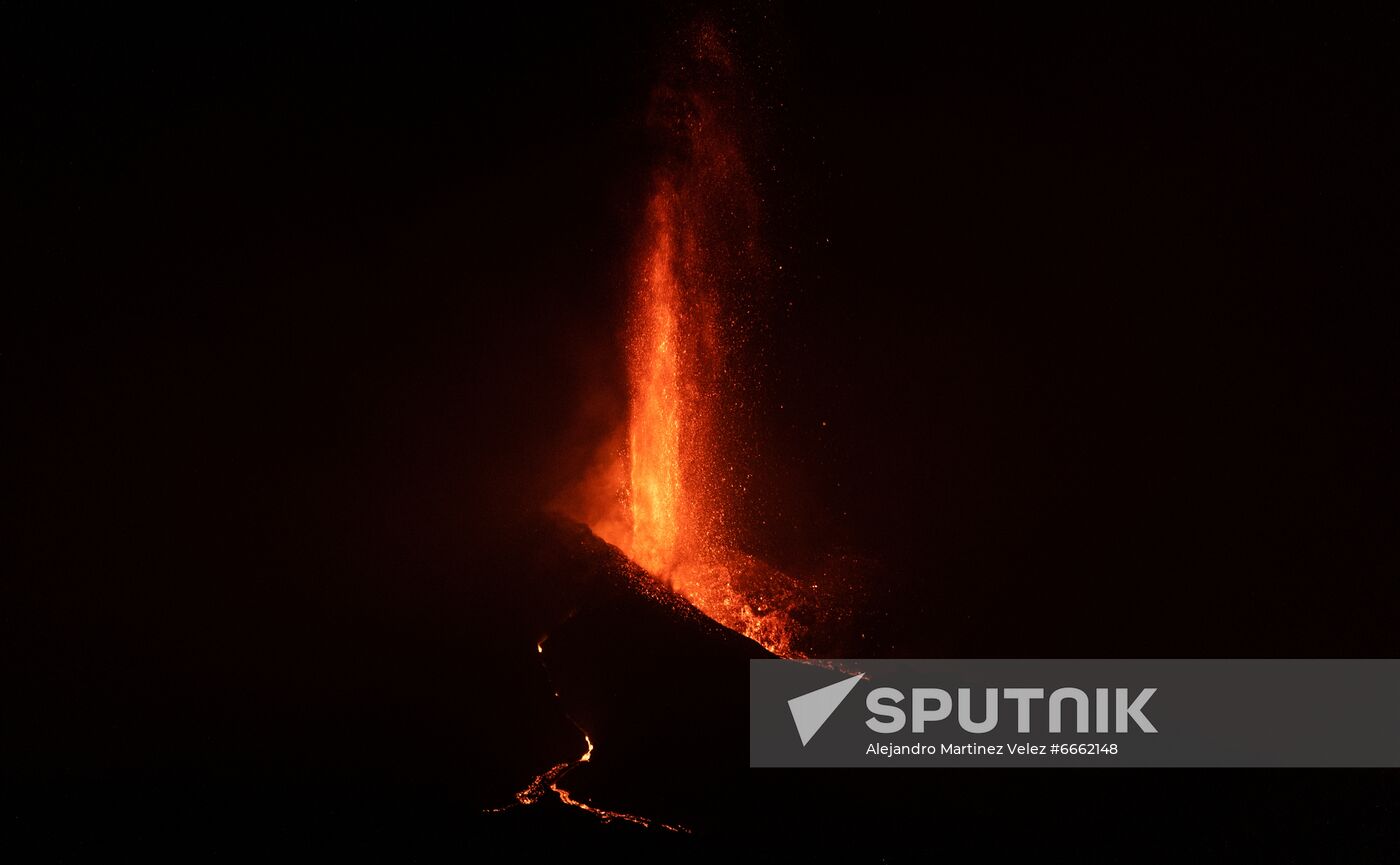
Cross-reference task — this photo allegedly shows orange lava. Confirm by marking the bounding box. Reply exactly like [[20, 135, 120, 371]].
[[489, 636, 688, 833], [548, 734, 684, 832], [625, 195, 684, 577], [497, 732, 684, 832], [576, 26, 811, 659]]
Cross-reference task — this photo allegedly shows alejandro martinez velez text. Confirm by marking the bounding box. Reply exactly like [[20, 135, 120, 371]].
[[867, 743, 1055, 757]]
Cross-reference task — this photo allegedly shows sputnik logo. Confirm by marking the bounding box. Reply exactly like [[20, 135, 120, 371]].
[[787, 673, 864, 746]]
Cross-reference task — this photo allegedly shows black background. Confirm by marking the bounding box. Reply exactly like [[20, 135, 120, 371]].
[[8, 3, 1398, 858]]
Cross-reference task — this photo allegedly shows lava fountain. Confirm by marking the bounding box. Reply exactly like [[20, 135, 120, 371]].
[[625, 192, 685, 578], [578, 26, 813, 658]]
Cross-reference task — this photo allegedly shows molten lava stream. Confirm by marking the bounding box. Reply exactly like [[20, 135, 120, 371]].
[[486, 635, 688, 833]]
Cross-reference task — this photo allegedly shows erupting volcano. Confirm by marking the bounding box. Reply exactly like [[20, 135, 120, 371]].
[[577, 26, 819, 659], [493, 23, 855, 834]]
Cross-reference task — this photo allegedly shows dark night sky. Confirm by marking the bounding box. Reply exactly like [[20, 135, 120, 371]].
[[7, 3, 1398, 857]]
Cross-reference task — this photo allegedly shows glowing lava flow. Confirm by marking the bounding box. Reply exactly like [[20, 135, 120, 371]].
[[488, 636, 688, 833]]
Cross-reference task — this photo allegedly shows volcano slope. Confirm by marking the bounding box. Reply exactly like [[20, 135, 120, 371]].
[[477, 515, 774, 842]]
